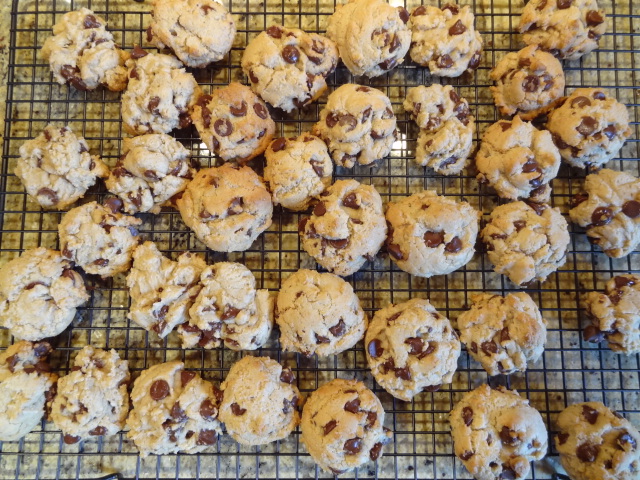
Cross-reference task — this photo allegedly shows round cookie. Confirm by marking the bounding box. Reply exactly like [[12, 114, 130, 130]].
[[15, 124, 109, 210], [50, 346, 129, 444], [403, 84, 475, 174], [275, 269, 367, 357], [41, 8, 129, 91], [0, 341, 57, 442], [147, 0, 236, 68], [457, 293, 548, 376], [481, 201, 570, 287], [546, 88, 632, 169], [450, 384, 548, 480], [555, 401, 640, 480], [475, 117, 561, 203], [298, 179, 387, 277], [364, 298, 461, 402], [176, 164, 273, 252], [312, 84, 397, 168], [0, 247, 88, 341], [408, 3, 483, 77], [384, 190, 480, 278], [569, 169, 640, 258], [242, 25, 338, 112], [218, 356, 301, 445], [300, 378, 393, 474], [325, 0, 410, 78]]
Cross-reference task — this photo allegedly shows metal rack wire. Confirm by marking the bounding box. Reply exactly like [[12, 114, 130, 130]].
[[0, 0, 638, 478]]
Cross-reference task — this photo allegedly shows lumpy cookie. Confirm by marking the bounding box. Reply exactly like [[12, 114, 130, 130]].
[[364, 298, 461, 402], [242, 25, 338, 112], [179, 262, 274, 350], [326, 0, 410, 78], [190, 83, 276, 163], [50, 346, 129, 444], [408, 3, 483, 77], [218, 356, 301, 445], [475, 117, 561, 203], [148, 0, 236, 68], [546, 88, 632, 169], [385, 190, 480, 278], [126, 361, 222, 456], [403, 84, 474, 174], [312, 84, 396, 168], [300, 378, 393, 474], [275, 269, 367, 357], [481, 201, 570, 287], [450, 384, 548, 480], [556, 401, 640, 480], [457, 293, 547, 376], [519, 0, 607, 61], [41, 8, 128, 91], [0, 247, 88, 341], [569, 169, 640, 258], [299, 179, 386, 277], [105, 134, 194, 214], [176, 164, 273, 252], [0, 341, 57, 442]]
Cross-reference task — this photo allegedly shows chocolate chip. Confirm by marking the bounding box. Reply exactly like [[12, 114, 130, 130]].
[[593, 91, 606, 100], [150, 379, 170, 401], [436, 54, 454, 69], [424, 231, 444, 248], [583, 324, 605, 343], [557, 0, 572, 8], [526, 201, 546, 215], [253, 103, 268, 119], [227, 197, 243, 215], [500, 426, 520, 446], [230, 403, 246, 416], [315, 333, 330, 344], [343, 192, 359, 209], [576, 443, 600, 462], [220, 305, 241, 320], [171, 402, 187, 421], [570, 96, 592, 109], [591, 207, 613, 226], [344, 398, 361, 413], [571, 193, 589, 208], [586, 10, 604, 26], [83, 14, 101, 29], [201, 4, 214, 14], [461, 406, 474, 426], [214, 118, 233, 137], [93, 258, 109, 267], [344, 438, 362, 454], [445, 237, 462, 253], [313, 201, 326, 216], [481, 341, 498, 355], [365, 411, 377, 429], [582, 405, 599, 424], [468, 50, 482, 70], [499, 122, 512, 132], [327, 238, 349, 249], [513, 220, 526, 232], [460, 450, 474, 460], [522, 75, 540, 92], [131, 45, 148, 59], [449, 19, 466, 35], [387, 243, 405, 260], [423, 384, 441, 392], [64, 434, 80, 444], [270, 137, 287, 153], [230, 101, 247, 117], [405, 337, 424, 355], [622, 200, 640, 218], [379, 56, 398, 71], [442, 4, 460, 14], [200, 399, 217, 420], [89, 426, 107, 436], [282, 45, 300, 64], [500, 465, 517, 480], [36, 187, 59, 205], [339, 113, 357, 131], [368, 339, 384, 358], [197, 429, 217, 446], [413, 5, 427, 15], [323, 420, 337, 435], [280, 368, 295, 384], [617, 431, 637, 451], [614, 276, 636, 288], [369, 442, 383, 461], [266, 25, 282, 38], [389, 35, 401, 54], [329, 320, 346, 337], [557, 432, 570, 445], [395, 367, 411, 380], [577, 116, 598, 136]]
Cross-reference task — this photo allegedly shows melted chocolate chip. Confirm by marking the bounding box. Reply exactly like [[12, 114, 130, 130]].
[[313, 201, 326, 216], [64, 434, 80, 444], [413, 5, 427, 16], [280, 368, 295, 384], [577, 116, 598, 136], [230, 403, 246, 416], [171, 402, 187, 421], [180, 370, 196, 387], [253, 103, 268, 119], [214, 118, 233, 137], [282, 45, 300, 63], [460, 450, 474, 461], [442, 4, 460, 14], [387, 243, 405, 260], [445, 237, 462, 253], [131, 45, 148, 59], [344, 437, 362, 454], [327, 238, 349, 249], [405, 337, 424, 355], [522, 75, 540, 92], [37, 187, 59, 205], [271, 137, 287, 152], [150, 379, 170, 401], [576, 443, 600, 462], [266, 26, 282, 38], [323, 420, 337, 435], [436, 54, 454, 69], [614, 276, 636, 288], [591, 207, 613, 226], [582, 404, 599, 424], [200, 399, 217, 420], [343, 192, 360, 209], [197, 429, 217, 445], [344, 398, 361, 413], [557, 0, 572, 9], [481, 341, 498, 355], [462, 406, 473, 426], [622, 200, 640, 218], [617, 431, 637, 451], [220, 305, 241, 320], [83, 14, 101, 29], [397, 6, 409, 23], [339, 114, 357, 131], [586, 10, 604, 26], [329, 320, 346, 337], [424, 231, 444, 248], [557, 432, 570, 445], [500, 426, 520, 446], [395, 367, 411, 380], [583, 324, 605, 343], [230, 101, 247, 117], [368, 339, 384, 358], [449, 19, 467, 35], [370, 442, 383, 460], [89, 426, 107, 436], [571, 96, 592, 108], [315, 333, 330, 344]]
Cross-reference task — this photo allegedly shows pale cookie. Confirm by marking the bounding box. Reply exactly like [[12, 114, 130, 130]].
[[275, 269, 367, 357], [126, 361, 222, 457], [481, 201, 570, 287], [0, 341, 57, 442], [312, 84, 396, 168], [242, 25, 338, 112], [450, 384, 548, 480], [176, 164, 273, 252], [457, 293, 548, 376], [403, 84, 474, 174], [0, 247, 88, 341], [219, 356, 301, 446], [364, 298, 461, 402], [556, 402, 640, 480], [298, 179, 387, 277], [179, 262, 274, 350], [385, 190, 480, 278]]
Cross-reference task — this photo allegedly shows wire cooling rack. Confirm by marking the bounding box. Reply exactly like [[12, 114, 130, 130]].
[[1, 0, 639, 478]]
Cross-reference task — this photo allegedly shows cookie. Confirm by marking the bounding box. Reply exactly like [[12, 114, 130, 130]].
[[450, 384, 548, 480], [475, 117, 561, 203], [384, 190, 480, 278], [147, 0, 236, 68], [298, 179, 387, 277], [481, 201, 570, 287], [218, 356, 301, 446], [555, 401, 640, 480], [403, 84, 474, 174], [546, 88, 632, 169], [190, 83, 276, 163], [179, 262, 274, 350], [242, 25, 338, 112], [275, 269, 367, 357], [50, 346, 129, 444], [457, 293, 548, 376], [312, 84, 397, 168], [41, 8, 128, 91], [0, 247, 88, 341], [519, 0, 607, 61], [364, 298, 461, 402], [176, 164, 273, 252], [0, 341, 57, 442], [326, 0, 410, 78], [126, 361, 222, 456], [408, 3, 483, 77], [105, 134, 194, 214]]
